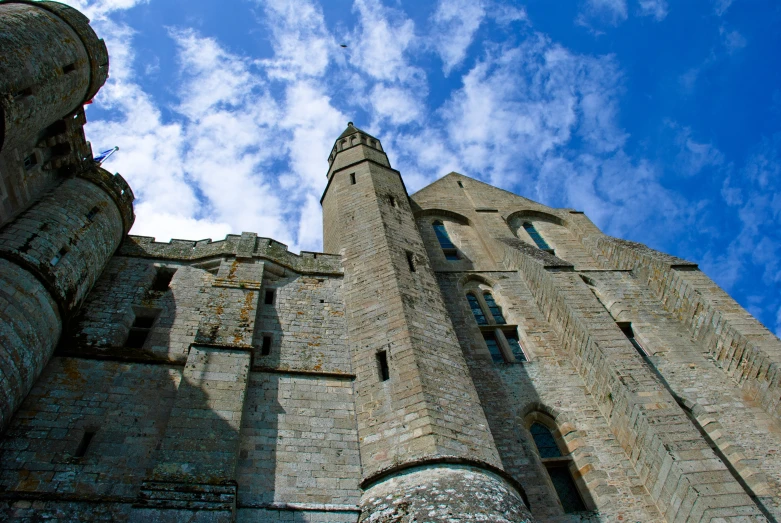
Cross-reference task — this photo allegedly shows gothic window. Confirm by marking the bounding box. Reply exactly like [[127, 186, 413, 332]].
[[529, 421, 587, 513], [432, 220, 459, 261], [504, 330, 527, 361], [483, 292, 506, 324], [467, 293, 487, 325], [23, 153, 37, 170], [482, 332, 504, 363], [523, 222, 553, 251]]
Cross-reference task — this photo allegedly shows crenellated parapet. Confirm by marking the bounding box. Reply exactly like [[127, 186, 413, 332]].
[[119, 233, 344, 275]]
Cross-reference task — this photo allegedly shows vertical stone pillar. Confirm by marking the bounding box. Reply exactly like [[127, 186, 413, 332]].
[[321, 123, 532, 522], [135, 254, 262, 521]]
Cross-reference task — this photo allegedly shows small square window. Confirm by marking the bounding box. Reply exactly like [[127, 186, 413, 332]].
[[24, 153, 38, 171], [261, 335, 272, 356], [264, 289, 275, 305]]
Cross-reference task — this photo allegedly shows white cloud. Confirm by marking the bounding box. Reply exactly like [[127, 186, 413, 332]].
[[713, 0, 733, 16], [670, 124, 724, 176], [720, 27, 747, 53], [638, 0, 668, 21], [578, 0, 629, 27], [431, 0, 486, 75], [370, 84, 423, 125]]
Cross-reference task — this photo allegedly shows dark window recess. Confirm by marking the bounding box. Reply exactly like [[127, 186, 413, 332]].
[[483, 292, 506, 324], [74, 430, 96, 458], [264, 289, 275, 305], [522, 222, 552, 251], [457, 181, 464, 188], [505, 330, 527, 361], [530, 423, 562, 458], [63, 63, 76, 74], [548, 466, 587, 513], [619, 322, 647, 356], [51, 142, 71, 156], [151, 267, 176, 291], [23, 153, 37, 171], [432, 221, 456, 249], [261, 335, 272, 356], [50, 246, 68, 266], [126, 312, 158, 348], [350, 172, 356, 185], [483, 332, 504, 363], [467, 294, 488, 325], [389, 195, 396, 207], [377, 350, 390, 381], [406, 251, 416, 272], [85, 206, 100, 221], [14, 87, 32, 99]]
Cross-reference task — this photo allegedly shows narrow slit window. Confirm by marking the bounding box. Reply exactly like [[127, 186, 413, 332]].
[[126, 311, 158, 348], [505, 330, 527, 362], [50, 247, 68, 266], [457, 181, 464, 188], [389, 195, 397, 207], [261, 335, 272, 356], [14, 87, 32, 99], [522, 222, 552, 251], [85, 206, 100, 222], [74, 430, 96, 458], [466, 294, 488, 325], [151, 267, 176, 291], [63, 63, 76, 74], [406, 251, 416, 272], [483, 292, 506, 324], [377, 350, 390, 381], [483, 332, 505, 363], [264, 289, 275, 305], [23, 153, 37, 171], [350, 172, 356, 185]]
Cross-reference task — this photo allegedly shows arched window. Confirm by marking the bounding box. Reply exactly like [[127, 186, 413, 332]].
[[464, 289, 528, 363], [483, 292, 506, 324], [466, 294, 487, 325], [432, 220, 459, 261], [523, 222, 552, 251], [529, 422, 586, 513]]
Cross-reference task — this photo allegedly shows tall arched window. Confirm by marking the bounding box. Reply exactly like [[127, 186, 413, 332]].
[[483, 292, 506, 324], [433, 220, 459, 261], [529, 422, 586, 513], [522, 222, 552, 251], [466, 294, 487, 325], [464, 288, 528, 362]]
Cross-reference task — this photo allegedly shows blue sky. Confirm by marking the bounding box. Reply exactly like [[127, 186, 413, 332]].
[[64, 0, 781, 335]]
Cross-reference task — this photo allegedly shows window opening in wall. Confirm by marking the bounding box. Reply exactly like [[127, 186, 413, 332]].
[[74, 430, 96, 458], [483, 292, 506, 324], [457, 181, 464, 188], [23, 153, 37, 171], [522, 222, 553, 252], [406, 251, 416, 272], [126, 310, 158, 348], [389, 195, 396, 207], [62, 63, 76, 74], [85, 206, 100, 222], [151, 267, 176, 291], [466, 294, 487, 325], [264, 289, 275, 305], [377, 350, 390, 381], [261, 335, 272, 356], [50, 246, 68, 266], [350, 172, 356, 185], [13, 87, 32, 99], [618, 322, 648, 357], [530, 422, 587, 513], [433, 220, 459, 261], [504, 330, 527, 362], [483, 332, 505, 363]]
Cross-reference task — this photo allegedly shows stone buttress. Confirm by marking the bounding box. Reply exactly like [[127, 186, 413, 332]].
[[321, 123, 532, 522]]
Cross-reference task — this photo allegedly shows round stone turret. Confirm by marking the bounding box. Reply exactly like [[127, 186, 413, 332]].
[[0, 166, 134, 432], [0, 0, 110, 226]]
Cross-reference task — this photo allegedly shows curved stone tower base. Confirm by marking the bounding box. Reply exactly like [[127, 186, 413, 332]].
[[360, 465, 533, 523]]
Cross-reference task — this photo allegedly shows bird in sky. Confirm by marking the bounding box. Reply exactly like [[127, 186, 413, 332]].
[[340, 44, 348, 48]]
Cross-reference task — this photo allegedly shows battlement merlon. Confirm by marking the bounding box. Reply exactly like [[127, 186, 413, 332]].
[[119, 232, 344, 275]]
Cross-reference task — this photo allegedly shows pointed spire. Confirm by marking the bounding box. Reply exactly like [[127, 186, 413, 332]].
[[327, 121, 385, 170]]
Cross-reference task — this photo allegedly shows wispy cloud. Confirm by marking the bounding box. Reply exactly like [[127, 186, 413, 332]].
[[431, 0, 487, 75], [637, 0, 668, 21]]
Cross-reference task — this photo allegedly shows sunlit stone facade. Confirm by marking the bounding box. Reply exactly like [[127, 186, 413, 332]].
[[1, 2, 780, 521]]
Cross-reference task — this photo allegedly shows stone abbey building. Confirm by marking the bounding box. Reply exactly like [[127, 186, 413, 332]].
[[2, 2, 781, 522]]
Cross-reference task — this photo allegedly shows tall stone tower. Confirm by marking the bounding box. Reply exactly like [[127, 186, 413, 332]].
[[321, 123, 531, 521], [0, 0, 134, 432]]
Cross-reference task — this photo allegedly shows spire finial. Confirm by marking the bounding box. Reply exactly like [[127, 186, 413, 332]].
[[347, 121, 354, 127]]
